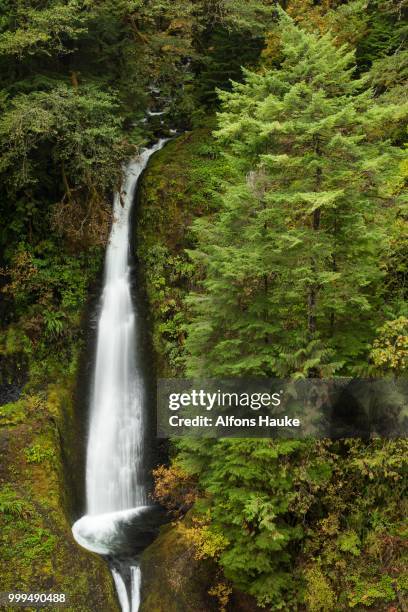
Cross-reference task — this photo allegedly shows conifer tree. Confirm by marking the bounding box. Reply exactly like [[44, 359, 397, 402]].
[[175, 16, 408, 609], [186, 9, 404, 377], [368, 0, 408, 110]]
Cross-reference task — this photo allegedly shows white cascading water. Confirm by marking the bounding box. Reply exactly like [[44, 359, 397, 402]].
[[112, 569, 130, 612], [130, 566, 142, 612], [72, 140, 167, 612]]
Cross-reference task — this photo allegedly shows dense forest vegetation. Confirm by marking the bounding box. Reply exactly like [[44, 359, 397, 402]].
[[0, 0, 407, 610]]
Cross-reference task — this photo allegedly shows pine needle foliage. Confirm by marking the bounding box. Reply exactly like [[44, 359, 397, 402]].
[[185, 9, 406, 378]]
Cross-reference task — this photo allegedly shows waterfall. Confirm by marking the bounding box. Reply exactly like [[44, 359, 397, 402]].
[[112, 569, 130, 612], [72, 140, 167, 612], [130, 566, 142, 612]]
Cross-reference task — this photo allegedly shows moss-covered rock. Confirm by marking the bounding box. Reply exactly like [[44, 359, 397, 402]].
[[136, 125, 226, 376], [0, 377, 118, 612], [140, 523, 217, 612]]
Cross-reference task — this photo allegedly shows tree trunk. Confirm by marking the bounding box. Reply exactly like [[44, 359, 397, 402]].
[[308, 197, 321, 336]]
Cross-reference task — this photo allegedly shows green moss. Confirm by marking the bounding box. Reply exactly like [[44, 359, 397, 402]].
[[0, 380, 118, 611], [140, 524, 217, 612], [348, 575, 396, 608], [0, 399, 26, 426], [137, 125, 227, 376], [304, 566, 336, 612], [25, 442, 56, 465], [0, 485, 28, 517]]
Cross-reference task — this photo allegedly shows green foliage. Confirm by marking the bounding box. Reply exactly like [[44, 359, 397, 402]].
[[136, 9, 408, 611], [172, 437, 408, 608], [0, 399, 26, 426], [0, 84, 126, 252], [1, 240, 102, 378], [193, 24, 266, 106], [0, 1, 88, 58], [304, 566, 335, 612], [185, 9, 405, 379], [0, 486, 29, 518], [137, 127, 227, 374], [348, 574, 396, 608], [15, 527, 57, 563], [264, 1, 408, 135], [370, 316, 408, 373], [354, 0, 406, 67], [43, 311, 65, 339], [197, 0, 275, 34], [176, 438, 308, 606], [337, 530, 361, 556], [24, 443, 56, 465], [0, 84, 124, 187]]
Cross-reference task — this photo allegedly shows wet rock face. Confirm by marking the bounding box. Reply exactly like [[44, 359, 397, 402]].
[[140, 525, 217, 612], [0, 352, 28, 405]]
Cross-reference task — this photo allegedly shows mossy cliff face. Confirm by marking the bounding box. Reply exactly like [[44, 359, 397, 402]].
[[136, 129, 221, 611], [0, 372, 119, 611], [139, 519, 264, 612], [136, 127, 225, 377], [140, 524, 216, 612]]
